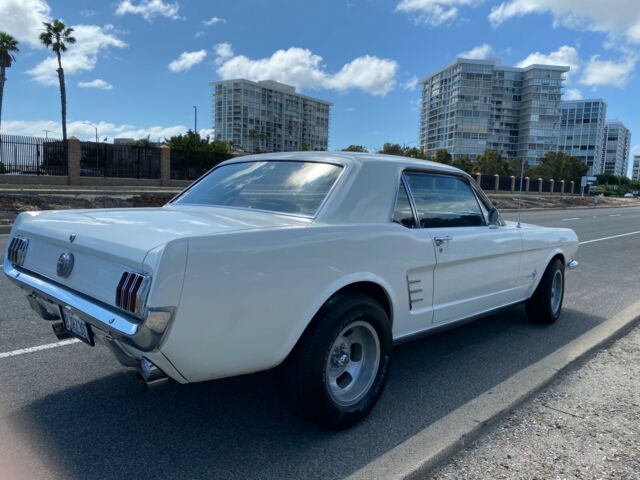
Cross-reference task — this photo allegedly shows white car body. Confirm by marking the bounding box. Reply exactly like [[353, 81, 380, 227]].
[[4, 152, 579, 385]]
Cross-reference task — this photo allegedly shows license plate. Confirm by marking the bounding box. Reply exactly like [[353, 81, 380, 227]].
[[61, 307, 94, 346]]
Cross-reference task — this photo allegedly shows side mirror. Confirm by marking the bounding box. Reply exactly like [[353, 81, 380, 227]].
[[488, 208, 500, 225]]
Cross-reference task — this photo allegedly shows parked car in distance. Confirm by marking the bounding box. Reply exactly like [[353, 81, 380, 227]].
[[4, 152, 579, 429], [5, 167, 48, 176], [623, 192, 635, 198]]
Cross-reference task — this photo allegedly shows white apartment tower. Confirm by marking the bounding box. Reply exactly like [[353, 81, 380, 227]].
[[601, 121, 632, 177], [210, 79, 331, 153], [559, 99, 607, 175], [631, 155, 640, 181], [419, 59, 568, 165]]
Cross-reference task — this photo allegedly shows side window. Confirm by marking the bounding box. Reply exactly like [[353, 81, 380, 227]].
[[404, 173, 485, 228], [393, 180, 416, 228]]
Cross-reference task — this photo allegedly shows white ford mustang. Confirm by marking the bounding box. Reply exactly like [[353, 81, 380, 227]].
[[4, 152, 578, 429]]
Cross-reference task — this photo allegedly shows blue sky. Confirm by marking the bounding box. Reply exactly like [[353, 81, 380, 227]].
[[1, 0, 639, 165]]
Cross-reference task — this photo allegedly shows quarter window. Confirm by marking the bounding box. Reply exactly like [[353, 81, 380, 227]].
[[393, 180, 416, 228], [404, 173, 485, 228]]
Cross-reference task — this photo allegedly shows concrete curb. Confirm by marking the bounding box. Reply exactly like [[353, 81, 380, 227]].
[[346, 300, 640, 480]]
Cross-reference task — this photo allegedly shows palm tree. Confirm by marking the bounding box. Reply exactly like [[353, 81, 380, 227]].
[[0, 32, 19, 133], [39, 20, 75, 141]]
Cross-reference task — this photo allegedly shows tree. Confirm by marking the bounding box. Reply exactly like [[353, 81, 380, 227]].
[[342, 145, 367, 152], [165, 130, 230, 154], [475, 150, 516, 176], [378, 143, 427, 159], [402, 146, 426, 159], [39, 20, 76, 141], [529, 152, 588, 183], [0, 32, 19, 133], [451, 155, 475, 174], [379, 143, 404, 156], [429, 149, 452, 165]]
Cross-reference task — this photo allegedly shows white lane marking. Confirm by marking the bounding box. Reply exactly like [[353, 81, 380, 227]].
[[0, 339, 80, 359], [562, 217, 581, 221], [609, 214, 621, 217], [580, 230, 640, 245]]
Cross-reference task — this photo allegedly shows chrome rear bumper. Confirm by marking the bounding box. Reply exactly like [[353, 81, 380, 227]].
[[4, 257, 167, 352]]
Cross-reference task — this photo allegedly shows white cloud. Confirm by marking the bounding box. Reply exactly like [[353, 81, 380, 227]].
[[80, 9, 96, 17], [78, 79, 113, 90], [203, 16, 226, 27], [215, 45, 398, 96], [344, 107, 355, 112], [458, 43, 495, 59], [580, 54, 637, 88], [193, 31, 205, 38], [213, 42, 234, 64], [115, 0, 180, 21], [168, 50, 207, 72], [0, 0, 50, 47], [395, 0, 481, 26], [27, 24, 126, 86], [563, 88, 583, 100], [402, 75, 419, 90], [2, 119, 196, 142], [516, 45, 580, 78], [489, 0, 640, 44]]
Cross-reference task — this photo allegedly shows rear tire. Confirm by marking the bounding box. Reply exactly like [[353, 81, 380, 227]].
[[525, 258, 565, 324], [283, 293, 392, 430]]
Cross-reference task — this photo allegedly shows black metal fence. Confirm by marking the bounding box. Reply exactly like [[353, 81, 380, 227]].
[[80, 142, 161, 178], [171, 149, 233, 180], [0, 134, 68, 176], [479, 175, 495, 191]]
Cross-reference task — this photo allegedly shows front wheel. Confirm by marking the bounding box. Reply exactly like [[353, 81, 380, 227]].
[[525, 258, 565, 324], [283, 294, 392, 430]]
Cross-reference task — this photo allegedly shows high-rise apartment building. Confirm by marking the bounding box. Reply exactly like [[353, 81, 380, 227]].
[[419, 59, 568, 165], [211, 79, 331, 152], [559, 99, 607, 175], [631, 155, 640, 181], [601, 121, 631, 176]]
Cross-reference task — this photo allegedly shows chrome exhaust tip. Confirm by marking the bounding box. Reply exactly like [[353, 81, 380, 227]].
[[137, 357, 169, 389]]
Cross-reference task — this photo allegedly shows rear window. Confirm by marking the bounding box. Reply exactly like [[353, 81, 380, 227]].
[[173, 161, 342, 216]]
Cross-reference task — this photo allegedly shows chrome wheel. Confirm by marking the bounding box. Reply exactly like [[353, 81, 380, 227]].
[[550, 269, 563, 315], [325, 321, 381, 407]]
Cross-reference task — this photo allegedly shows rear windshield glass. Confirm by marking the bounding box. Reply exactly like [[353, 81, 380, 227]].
[[173, 161, 343, 216]]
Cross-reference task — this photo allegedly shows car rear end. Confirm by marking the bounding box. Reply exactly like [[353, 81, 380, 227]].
[[4, 211, 191, 387]]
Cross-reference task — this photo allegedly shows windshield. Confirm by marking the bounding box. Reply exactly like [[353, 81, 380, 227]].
[[173, 160, 343, 216]]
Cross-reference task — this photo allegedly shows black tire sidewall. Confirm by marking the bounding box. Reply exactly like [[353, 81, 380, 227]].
[[292, 294, 392, 429], [527, 259, 565, 324]]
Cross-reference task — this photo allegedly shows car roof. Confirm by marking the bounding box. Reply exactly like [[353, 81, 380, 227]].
[[221, 151, 465, 175]]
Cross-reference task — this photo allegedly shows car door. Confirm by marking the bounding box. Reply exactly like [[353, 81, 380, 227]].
[[392, 177, 437, 334], [403, 171, 522, 325]]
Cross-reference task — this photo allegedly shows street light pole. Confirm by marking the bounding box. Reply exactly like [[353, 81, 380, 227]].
[[193, 106, 197, 133], [83, 122, 99, 171]]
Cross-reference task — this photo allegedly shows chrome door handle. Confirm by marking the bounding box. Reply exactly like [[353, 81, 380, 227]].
[[434, 236, 453, 246]]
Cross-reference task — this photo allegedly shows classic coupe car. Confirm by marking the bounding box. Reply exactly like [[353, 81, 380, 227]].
[[4, 152, 578, 429]]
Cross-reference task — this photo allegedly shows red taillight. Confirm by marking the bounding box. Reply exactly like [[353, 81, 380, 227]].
[[115, 271, 150, 317]]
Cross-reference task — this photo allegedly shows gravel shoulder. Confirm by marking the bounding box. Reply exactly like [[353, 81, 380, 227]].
[[429, 325, 640, 480]]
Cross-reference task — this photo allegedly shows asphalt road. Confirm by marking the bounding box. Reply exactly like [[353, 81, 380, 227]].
[[1, 206, 640, 480]]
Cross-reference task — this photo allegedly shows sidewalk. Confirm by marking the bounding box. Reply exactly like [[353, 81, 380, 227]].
[[429, 325, 640, 479]]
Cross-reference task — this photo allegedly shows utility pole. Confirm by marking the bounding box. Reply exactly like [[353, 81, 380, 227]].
[[83, 122, 99, 171], [193, 106, 198, 133], [43, 129, 52, 139]]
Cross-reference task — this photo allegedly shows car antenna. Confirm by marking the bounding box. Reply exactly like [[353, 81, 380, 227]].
[[517, 157, 525, 228]]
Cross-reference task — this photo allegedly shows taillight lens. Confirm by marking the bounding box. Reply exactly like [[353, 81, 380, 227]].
[[7, 236, 29, 267], [115, 272, 150, 317]]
